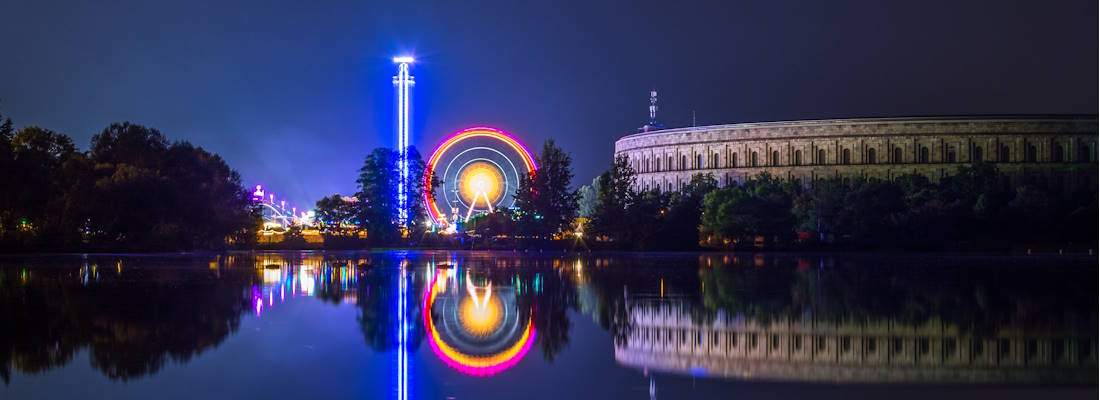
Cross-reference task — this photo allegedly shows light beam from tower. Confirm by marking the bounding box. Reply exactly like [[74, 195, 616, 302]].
[[393, 56, 415, 225]]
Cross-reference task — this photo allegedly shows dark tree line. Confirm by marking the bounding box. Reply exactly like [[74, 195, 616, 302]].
[[586, 154, 1097, 250], [585, 155, 717, 250], [0, 112, 258, 251]]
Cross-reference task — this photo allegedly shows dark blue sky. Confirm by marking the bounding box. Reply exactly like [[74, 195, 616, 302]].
[[2, 0, 1096, 209]]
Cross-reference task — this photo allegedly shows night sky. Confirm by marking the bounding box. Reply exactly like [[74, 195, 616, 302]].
[[2, 0, 1096, 209]]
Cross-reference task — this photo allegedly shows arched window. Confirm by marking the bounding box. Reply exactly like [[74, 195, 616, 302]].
[[973, 146, 983, 162], [731, 153, 738, 167], [750, 151, 758, 167], [817, 149, 826, 165], [867, 148, 876, 164], [1026, 145, 1037, 163], [1052, 143, 1064, 162], [794, 150, 802, 166], [697, 154, 703, 169], [713, 152, 719, 168], [1000, 146, 1010, 162], [946, 149, 956, 163], [894, 147, 902, 164], [771, 151, 780, 166], [919, 147, 930, 163], [680, 155, 686, 170], [656, 158, 661, 172], [842, 149, 851, 165], [1078, 142, 1091, 162]]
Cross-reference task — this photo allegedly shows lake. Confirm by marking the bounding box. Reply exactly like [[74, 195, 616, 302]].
[[1, 251, 1096, 399]]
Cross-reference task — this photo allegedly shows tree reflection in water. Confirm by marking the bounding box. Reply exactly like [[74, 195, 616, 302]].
[[1, 251, 1095, 385], [0, 255, 253, 382]]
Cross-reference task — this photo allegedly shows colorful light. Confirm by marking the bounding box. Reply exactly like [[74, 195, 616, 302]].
[[424, 127, 538, 226], [456, 161, 506, 220], [393, 56, 415, 225], [397, 261, 409, 400], [422, 270, 536, 376]]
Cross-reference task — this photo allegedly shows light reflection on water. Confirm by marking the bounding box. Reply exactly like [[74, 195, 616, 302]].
[[0, 251, 1096, 399]]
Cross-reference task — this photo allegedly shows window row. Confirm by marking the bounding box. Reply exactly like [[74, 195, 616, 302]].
[[631, 142, 1092, 173], [632, 327, 1081, 363]]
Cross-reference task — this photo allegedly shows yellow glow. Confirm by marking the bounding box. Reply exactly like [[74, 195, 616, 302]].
[[458, 162, 504, 208], [425, 270, 536, 374], [263, 269, 282, 284], [431, 314, 533, 371], [458, 295, 503, 337]]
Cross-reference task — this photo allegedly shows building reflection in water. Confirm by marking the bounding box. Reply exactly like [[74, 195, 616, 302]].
[[610, 254, 1098, 385]]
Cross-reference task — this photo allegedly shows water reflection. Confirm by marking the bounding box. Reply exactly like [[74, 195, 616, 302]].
[[423, 263, 536, 376], [0, 251, 1095, 391], [0, 255, 252, 382], [610, 254, 1098, 384]]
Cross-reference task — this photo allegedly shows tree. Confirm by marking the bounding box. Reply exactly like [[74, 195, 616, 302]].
[[314, 194, 357, 232], [792, 178, 845, 240], [514, 140, 578, 239], [355, 146, 428, 245], [837, 179, 906, 244], [0, 112, 12, 239], [623, 188, 666, 249], [700, 173, 794, 247], [465, 209, 516, 239], [88, 123, 170, 247], [5, 126, 86, 247], [657, 173, 716, 249], [84, 123, 254, 250], [356, 148, 399, 244], [0, 120, 256, 251], [587, 155, 636, 243], [576, 177, 600, 218], [159, 141, 255, 249]]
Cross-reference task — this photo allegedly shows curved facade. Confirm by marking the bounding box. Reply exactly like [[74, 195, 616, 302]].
[[616, 300, 1097, 384], [613, 116, 1098, 191]]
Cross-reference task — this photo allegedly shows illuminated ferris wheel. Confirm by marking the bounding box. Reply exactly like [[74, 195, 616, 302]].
[[424, 127, 537, 227]]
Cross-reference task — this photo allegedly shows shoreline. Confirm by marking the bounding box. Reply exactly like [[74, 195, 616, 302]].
[[1, 247, 1097, 258]]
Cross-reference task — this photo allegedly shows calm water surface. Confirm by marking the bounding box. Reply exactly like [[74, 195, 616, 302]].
[[1, 251, 1096, 399]]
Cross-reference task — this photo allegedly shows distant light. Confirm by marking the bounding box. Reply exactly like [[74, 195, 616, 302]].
[[393, 56, 414, 63]]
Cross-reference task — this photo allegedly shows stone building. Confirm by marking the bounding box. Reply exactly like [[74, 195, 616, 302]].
[[612, 116, 1097, 191]]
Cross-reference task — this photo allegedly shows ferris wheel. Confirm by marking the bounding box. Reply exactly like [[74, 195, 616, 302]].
[[424, 127, 537, 228]]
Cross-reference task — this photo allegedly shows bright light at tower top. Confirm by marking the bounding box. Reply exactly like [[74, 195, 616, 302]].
[[393, 56, 414, 63]]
